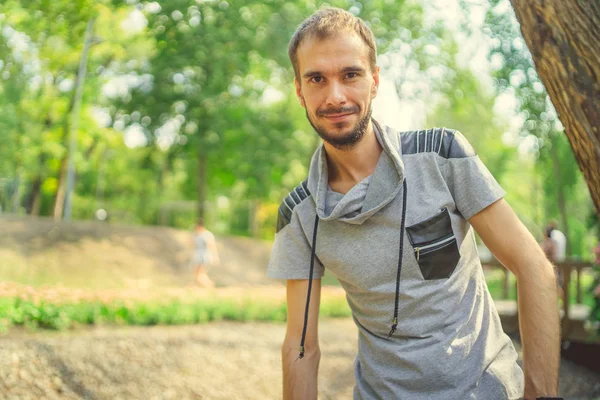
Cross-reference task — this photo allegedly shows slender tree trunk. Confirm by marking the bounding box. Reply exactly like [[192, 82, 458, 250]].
[[52, 56, 113, 220], [510, 1, 600, 216], [63, 17, 95, 221], [53, 157, 69, 220], [27, 175, 43, 216], [52, 131, 95, 220], [53, 100, 75, 220], [11, 173, 21, 213], [197, 152, 207, 221]]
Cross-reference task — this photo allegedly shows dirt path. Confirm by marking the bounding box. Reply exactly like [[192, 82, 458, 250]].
[[0, 320, 356, 400], [1, 320, 600, 400]]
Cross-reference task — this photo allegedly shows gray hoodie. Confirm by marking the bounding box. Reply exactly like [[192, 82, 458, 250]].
[[268, 121, 524, 399]]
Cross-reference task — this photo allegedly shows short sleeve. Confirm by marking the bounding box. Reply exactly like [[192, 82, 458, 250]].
[[267, 208, 324, 280], [443, 131, 506, 220]]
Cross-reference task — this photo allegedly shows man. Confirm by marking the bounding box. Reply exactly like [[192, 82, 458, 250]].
[[267, 7, 560, 400]]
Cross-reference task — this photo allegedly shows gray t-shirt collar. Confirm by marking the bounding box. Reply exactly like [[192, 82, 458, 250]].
[[307, 120, 405, 224]]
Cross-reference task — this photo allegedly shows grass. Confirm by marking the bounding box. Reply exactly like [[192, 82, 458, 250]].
[[0, 268, 595, 333], [0, 286, 352, 333], [0, 271, 596, 333]]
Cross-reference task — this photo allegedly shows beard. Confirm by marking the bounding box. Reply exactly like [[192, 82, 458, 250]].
[[305, 102, 372, 150]]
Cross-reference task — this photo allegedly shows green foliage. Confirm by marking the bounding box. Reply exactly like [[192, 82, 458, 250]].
[[0, 295, 351, 332], [0, 0, 439, 232], [426, 47, 515, 182], [0, 0, 596, 250]]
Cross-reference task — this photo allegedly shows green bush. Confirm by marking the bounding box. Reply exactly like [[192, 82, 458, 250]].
[[0, 295, 351, 332]]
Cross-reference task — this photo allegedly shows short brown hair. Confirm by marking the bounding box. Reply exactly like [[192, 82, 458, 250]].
[[288, 8, 377, 80]]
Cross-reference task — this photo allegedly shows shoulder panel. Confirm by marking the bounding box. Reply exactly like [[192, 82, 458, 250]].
[[276, 179, 311, 233], [437, 128, 477, 159], [400, 128, 476, 158]]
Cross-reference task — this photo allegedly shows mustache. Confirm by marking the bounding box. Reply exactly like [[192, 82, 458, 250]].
[[317, 106, 360, 117]]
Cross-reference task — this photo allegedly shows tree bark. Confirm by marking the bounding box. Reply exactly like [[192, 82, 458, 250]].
[[52, 153, 69, 220], [11, 173, 21, 213], [27, 177, 42, 216], [197, 152, 207, 222], [509, 1, 600, 216], [52, 98, 75, 220]]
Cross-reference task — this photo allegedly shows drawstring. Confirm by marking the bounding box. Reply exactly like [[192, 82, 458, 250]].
[[298, 178, 408, 360], [298, 213, 320, 360], [388, 178, 408, 338]]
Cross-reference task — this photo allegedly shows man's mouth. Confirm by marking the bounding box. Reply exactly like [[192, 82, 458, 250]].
[[323, 112, 354, 122]]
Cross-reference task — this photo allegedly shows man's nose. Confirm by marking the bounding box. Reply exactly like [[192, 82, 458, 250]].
[[325, 80, 347, 106]]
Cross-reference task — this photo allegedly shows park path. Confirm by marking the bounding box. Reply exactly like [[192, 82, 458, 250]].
[[1, 319, 600, 400]]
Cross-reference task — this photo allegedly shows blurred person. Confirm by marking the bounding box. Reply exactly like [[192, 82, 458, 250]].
[[541, 223, 564, 300], [547, 219, 567, 262], [192, 219, 219, 288], [267, 8, 560, 400], [541, 225, 558, 262]]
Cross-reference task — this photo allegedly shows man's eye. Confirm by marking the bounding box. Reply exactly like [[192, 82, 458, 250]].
[[346, 72, 358, 79], [310, 76, 324, 84]]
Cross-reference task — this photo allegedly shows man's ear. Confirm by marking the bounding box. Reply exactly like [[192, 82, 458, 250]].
[[371, 65, 380, 99], [294, 78, 306, 108]]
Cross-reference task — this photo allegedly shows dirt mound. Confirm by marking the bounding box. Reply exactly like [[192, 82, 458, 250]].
[[0, 216, 275, 289]]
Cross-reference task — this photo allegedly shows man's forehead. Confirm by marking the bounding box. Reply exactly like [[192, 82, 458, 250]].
[[296, 31, 370, 73]]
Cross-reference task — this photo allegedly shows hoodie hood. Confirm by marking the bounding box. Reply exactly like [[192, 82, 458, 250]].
[[307, 120, 405, 224]]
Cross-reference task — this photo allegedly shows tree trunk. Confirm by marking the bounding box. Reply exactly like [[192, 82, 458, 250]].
[[197, 152, 206, 221], [53, 157, 69, 220], [52, 134, 97, 220], [11, 173, 21, 213], [27, 176, 43, 216], [63, 17, 96, 221], [510, 1, 600, 216]]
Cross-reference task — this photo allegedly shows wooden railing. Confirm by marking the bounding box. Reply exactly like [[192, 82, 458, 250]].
[[482, 260, 594, 336]]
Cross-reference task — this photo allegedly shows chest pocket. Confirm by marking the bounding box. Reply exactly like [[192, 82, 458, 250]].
[[406, 207, 460, 280]]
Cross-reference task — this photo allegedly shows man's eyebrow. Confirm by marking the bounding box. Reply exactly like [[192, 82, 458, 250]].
[[302, 70, 322, 79], [302, 66, 366, 79], [341, 66, 365, 74]]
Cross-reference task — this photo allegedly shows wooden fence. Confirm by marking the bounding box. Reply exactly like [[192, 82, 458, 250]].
[[482, 261, 594, 338]]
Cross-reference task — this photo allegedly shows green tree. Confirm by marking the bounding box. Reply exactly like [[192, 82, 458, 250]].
[[0, 1, 152, 218], [115, 0, 435, 224]]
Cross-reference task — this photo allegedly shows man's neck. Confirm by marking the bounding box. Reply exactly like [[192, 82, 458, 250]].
[[323, 121, 383, 194]]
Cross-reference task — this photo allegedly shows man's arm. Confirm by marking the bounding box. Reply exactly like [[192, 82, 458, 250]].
[[282, 279, 322, 400], [469, 199, 560, 399]]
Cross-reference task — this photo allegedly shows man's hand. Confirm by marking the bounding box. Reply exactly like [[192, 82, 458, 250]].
[[469, 199, 560, 399], [282, 279, 322, 400]]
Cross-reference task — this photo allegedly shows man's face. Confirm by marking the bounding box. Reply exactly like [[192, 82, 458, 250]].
[[294, 31, 380, 150]]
